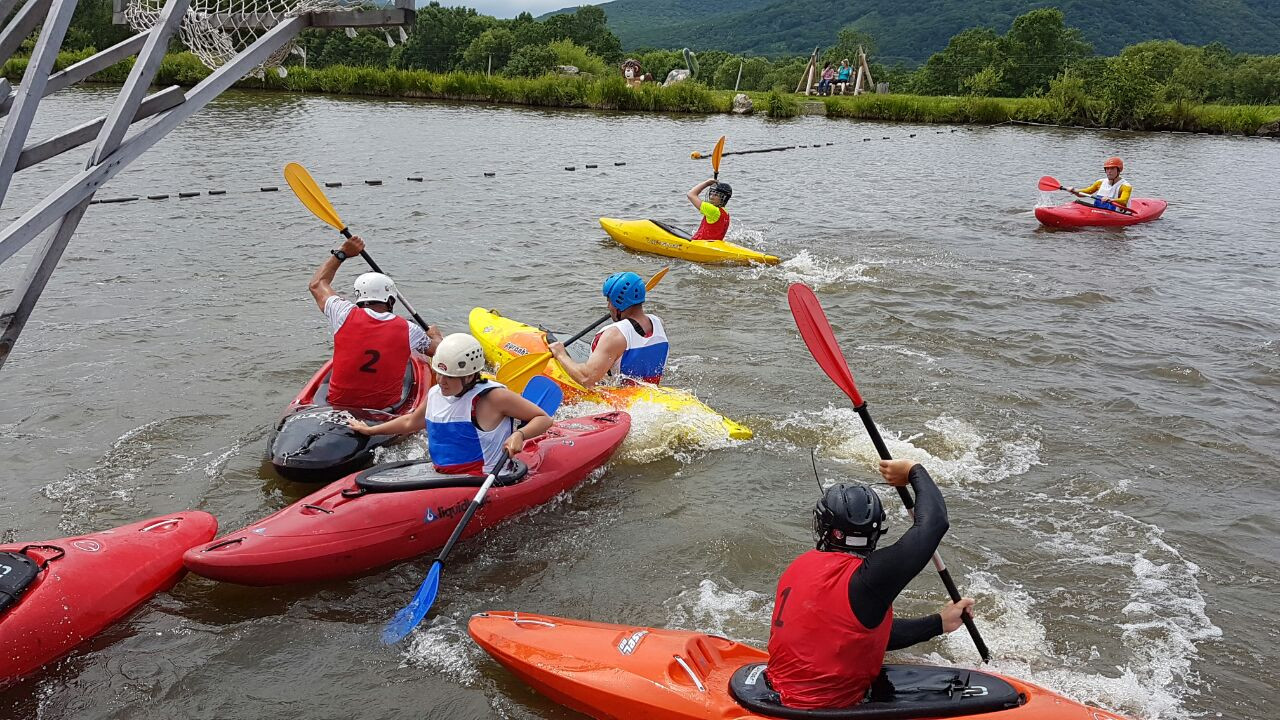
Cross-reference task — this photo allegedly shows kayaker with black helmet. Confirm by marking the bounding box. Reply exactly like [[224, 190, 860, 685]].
[[548, 272, 669, 387], [767, 458, 976, 710], [687, 178, 733, 240], [349, 333, 552, 474], [1067, 157, 1131, 211], [309, 234, 441, 410]]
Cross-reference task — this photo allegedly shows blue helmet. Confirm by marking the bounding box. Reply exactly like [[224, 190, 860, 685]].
[[602, 271, 646, 311]]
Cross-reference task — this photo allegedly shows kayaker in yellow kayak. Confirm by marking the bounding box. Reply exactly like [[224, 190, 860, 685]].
[[349, 334, 552, 474], [548, 272, 669, 387], [686, 178, 733, 240], [1067, 156, 1131, 211], [767, 459, 976, 709]]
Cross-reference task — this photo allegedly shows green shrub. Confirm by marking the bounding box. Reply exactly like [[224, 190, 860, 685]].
[[763, 89, 798, 118], [505, 44, 557, 78], [548, 39, 608, 77]]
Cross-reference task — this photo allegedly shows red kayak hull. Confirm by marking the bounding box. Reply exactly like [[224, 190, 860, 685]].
[[186, 412, 630, 585], [469, 611, 1135, 720], [0, 512, 218, 687], [1035, 198, 1166, 228]]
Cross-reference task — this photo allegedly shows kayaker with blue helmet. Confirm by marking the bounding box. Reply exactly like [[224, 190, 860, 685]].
[[687, 178, 733, 240], [349, 333, 552, 475], [767, 459, 976, 710], [309, 234, 441, 409], [1067, 156, 1131, 210], [548, 272, 669, 387]]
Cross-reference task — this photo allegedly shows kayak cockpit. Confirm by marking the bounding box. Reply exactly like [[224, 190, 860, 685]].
[[649, 219, 694, 240], [354, 458, 530, 493], [729, 662, 1025, 719]]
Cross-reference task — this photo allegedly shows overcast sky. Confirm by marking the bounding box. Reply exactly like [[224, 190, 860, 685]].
[[459, 0, 604, 18]]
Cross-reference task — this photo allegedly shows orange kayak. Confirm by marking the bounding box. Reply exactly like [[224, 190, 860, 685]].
[[469, 611, 1134, 720]]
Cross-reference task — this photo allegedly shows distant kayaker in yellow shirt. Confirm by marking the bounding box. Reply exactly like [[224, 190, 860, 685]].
[[1067, 157, 1131, 211], [686, 179, 733, 240]]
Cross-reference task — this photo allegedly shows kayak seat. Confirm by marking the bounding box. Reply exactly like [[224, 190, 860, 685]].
[[649, 219, 693, 241], [354, 458, 530, 493], [0, 550, 42, 613], [313, 360, 417, 413], [728, 663, 1024, 720]]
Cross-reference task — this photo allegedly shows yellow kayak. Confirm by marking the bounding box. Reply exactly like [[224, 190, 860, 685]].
[[469, 307, 752, 441], [600, 217, 780, 265]]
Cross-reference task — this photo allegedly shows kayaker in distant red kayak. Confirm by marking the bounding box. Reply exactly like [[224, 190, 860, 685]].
[[767, 459, 976, 710], [349, 333, 552, 474], [686, 178, 733, 240], [1066, 156, 1131, 211], [309, 234, 441, 410], [548, 272, 669, 387]]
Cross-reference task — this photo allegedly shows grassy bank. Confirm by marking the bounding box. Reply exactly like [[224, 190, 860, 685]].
[[11, 50, 1278, 135]]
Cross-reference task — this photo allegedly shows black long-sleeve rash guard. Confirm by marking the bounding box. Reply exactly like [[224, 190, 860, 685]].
[[846, 464, 950, 650]]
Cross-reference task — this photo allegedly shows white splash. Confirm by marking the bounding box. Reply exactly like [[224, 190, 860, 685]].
[[664, 578, 772, 644]]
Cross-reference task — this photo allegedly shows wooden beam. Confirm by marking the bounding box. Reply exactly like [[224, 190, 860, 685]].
[[17, 87, 184, 171], [0, 0, 53, 68], [0, 31, 149, 117]]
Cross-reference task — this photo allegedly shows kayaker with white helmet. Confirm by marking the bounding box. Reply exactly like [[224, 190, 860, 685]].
[[687, 178, 733, 240], [548, 272, 669, 387], [767, 459, 976, 709], [1067, 156, 1132, 211], [349, 334, 552, 474]]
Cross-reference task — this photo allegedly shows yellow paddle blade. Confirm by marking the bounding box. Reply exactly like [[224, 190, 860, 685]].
[[711, 136, 726, 175], [284, 162, 346, 233], [496, 352, 552, 393], [646, 266, 669, 290]]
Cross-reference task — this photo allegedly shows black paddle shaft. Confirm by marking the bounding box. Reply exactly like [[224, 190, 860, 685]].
[[337, 226, 432, 334], [852, 401, 992, 664], [431, 452, 510, 566]]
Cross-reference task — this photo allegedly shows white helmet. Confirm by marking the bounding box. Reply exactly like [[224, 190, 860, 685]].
[[353, 272, 396, 306], [433, 333, 486, 377]]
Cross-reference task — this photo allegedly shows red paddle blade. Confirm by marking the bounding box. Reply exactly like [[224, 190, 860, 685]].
[[1037, 175, 1062, 191], [787, 283, 864, 406]]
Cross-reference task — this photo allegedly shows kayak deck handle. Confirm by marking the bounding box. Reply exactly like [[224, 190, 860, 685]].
[[672, 655, 706, 693]]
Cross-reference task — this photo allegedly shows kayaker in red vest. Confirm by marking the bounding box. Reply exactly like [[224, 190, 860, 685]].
[[767, 459, 976, 710], [1067, 156, 1132, 210], [686, 178, 732, 240], [309, 235, 441, 409]]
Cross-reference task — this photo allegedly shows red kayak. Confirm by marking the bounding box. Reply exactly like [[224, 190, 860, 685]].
[[0, 512, 218, 687], [1035, 198, 1166, 228], [469, 611, 1135, 720], [186, 412, 630, 585], [267, 354, 433, 482]]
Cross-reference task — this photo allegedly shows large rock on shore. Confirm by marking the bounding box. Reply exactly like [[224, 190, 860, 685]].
[[663, 69, 691, 87], [1256, 120, 1280, 138], [732, 93, 753, 114]]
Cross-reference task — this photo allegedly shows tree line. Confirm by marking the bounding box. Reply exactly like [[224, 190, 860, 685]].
[[52, 2, 1280, 106]]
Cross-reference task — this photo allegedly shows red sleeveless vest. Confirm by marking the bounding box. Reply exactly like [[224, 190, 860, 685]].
[[328, 309, 410, 410], [767, 549, 893, 709], [692, 207, 730, 240]]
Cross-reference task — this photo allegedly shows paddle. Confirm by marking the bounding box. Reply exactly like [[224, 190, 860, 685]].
[[558, 267, 670, 347], [495, 351, 552, 393], [786, 283, 991, 664], [381, 375, 563, 644], [284, 162, 433, 332], [711, 135, 726, 180], [1038, 175, 1134, 216]]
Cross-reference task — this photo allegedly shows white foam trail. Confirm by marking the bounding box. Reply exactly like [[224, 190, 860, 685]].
[[664, 578, 772, 644], [686, 248, 873, 289], [400, 614, 483, 686], [558, 398, 740, 465]]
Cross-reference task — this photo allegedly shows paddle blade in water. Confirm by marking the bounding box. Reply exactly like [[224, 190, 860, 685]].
[[787, 283, 863, 406], [712, 136, 726, 176], [382, 561, 441, 644], [496, 352, 552, 393], [645, 266, 669, 290], [284, 162, 346, 232], [1037, 175, 1063, 192], [522, 376, 563, 416]]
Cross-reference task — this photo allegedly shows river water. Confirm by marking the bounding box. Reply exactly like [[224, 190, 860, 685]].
[[1, 87, 1276, 719]]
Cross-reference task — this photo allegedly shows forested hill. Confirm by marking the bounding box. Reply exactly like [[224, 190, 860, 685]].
[[544, 0, 1280, 63]]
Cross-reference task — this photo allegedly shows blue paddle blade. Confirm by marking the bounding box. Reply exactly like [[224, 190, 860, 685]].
[[381, 560, 442, 644], [522, 375, 563, 416]]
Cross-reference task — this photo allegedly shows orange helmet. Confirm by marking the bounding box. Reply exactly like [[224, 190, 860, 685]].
[[1103, 156, 1124, 170]]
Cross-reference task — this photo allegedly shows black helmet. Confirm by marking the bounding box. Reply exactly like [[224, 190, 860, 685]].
[[813, 483, 886, 553], [708, 182, 732, 204]]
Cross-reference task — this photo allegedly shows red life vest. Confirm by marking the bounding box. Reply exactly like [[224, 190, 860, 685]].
[[766, 549, 893, 709], [692, 206, 730, 240], [327, 309, 411, 410]]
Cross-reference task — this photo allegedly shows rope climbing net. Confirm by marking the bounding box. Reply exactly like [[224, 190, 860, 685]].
[[123, 0, 353, 75]]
